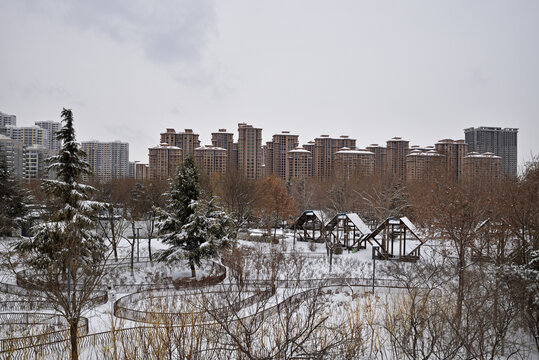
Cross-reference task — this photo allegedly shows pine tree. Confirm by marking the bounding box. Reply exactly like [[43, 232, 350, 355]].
[[14, 108, 105, 360], [0, 156, 28, 237], [157, 157, 232, 277]]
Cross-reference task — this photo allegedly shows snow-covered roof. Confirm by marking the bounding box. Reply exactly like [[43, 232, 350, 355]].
[[289, 147, 311, 154], [335, 148, 374, 155], [346, 213, 371, 235], [304, 210, 326, 222], [475, 218, 490, 231], [149, 143, 182, 150], [407, 150, 443, 157], [400, 216, 421, 239], [464, 152, 501, 159], [195, 145, 227, 151]]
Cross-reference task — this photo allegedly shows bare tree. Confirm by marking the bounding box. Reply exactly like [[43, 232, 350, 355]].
[[216, 169, 260, 230]]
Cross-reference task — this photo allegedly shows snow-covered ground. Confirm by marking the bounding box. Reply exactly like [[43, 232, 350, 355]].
[[1, 229, 537, 359]]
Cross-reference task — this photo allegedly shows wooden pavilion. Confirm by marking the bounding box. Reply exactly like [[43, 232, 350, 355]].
[[293, 210, 327, 243], [363, 216, 425, 262], [324, 213, 372, 250]]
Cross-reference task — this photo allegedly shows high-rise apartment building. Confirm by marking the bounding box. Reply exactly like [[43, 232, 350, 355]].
[[464, 127, 518, 176], [211, 129, 234, 169], [333, 148, 374, 179], [230, 143, 239, 171], [5, 125, 49, 148], [35, 121, 62, 151], [269, 131, 299, 179], [160, 128, 200, 157], [128, 161, 137, 178], [303, 141, 315, 154], [237, 123, 263, 179], [386, 137, 410, 179], [0, 134, 24, 178], [148, 143, 183, 180], [434, 139, 468, 179], [194, 145, 228, 178], [463, 152, 502, 181], [406, 149, 445, 181], [264, 141, 273, 177], [24, 145, 57, 180], [286, 147, 312, 180], [313, 135, 356, 178], [82, 141, 129, 182], [366, 144, 387, 176], [135, 163, 149, 181], [0, 112, 16, 127]]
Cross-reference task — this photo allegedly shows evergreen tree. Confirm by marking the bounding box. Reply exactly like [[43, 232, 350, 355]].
[[14, 108, 105, 360], [157, 157, 232, 277], [0, 156, 28, 237]]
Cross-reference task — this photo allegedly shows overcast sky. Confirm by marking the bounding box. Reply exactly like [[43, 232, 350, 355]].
[[1, 0, 538, 166]]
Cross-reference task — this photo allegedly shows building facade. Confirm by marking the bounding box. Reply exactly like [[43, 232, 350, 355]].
[[313, 135, 356, 178], [463, 152, 502, 181], [269, 131, 299, 179], [464, 127, 518, 176], [193, 145, 228, 178], [211, 129, 235, 169], [264, 142, 273, 177], [333, 148, 375, 179], [406, 149, 445, 181], [82, 141, 129, 182], [5, 125, 49, 148], [35, 121, 62, 151], [24, 145, 57, 180], [386, 137, 410, 180], [286, 147, 312, 180], [366, 144, 387, 176], [148, 144, 183, 180], [434, 139, 468, 179], [135, 163, 149, 181], [160, 128, 200, 157], [237, 123, 263, 179], [0, 111, 16, 128], [0, 134, 24, 178]]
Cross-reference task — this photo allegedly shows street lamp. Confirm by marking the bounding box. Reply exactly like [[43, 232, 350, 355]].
[[372, 245, 379, 294]]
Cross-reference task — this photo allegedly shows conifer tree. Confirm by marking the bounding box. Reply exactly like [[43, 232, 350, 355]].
[[15, 108, 105, 360], [0, 156, 28, 237], [157, 157, 232, 277]]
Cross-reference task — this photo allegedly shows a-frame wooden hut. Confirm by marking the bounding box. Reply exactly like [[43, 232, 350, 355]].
[[324, 213, 372, 250], [293, 210, 327, 243], [363, 216, 425, 262]]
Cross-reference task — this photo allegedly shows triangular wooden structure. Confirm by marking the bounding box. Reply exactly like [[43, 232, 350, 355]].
[[293, 210, 327, 242], [324, 213, 372, 250], [363, 216, 425, 262]]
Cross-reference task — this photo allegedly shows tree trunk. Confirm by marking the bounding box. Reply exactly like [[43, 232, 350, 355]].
[[109, 210, 118, 260], [70, 318, 79, 360], [148, 218, 154, 262], [190, 259, 196, 278], [131, 222, 136, 274], [456, 247, 466, 327], [130, 241, 135, 275]]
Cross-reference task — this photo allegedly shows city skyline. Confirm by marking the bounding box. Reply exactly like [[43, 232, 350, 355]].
[[1, 1, 537, 167], [0, 108, 522, 181], [1, 108, 529, 170]]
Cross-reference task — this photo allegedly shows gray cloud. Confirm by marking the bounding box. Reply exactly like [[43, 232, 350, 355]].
[[20, 0, 216, 64]]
